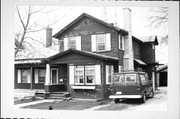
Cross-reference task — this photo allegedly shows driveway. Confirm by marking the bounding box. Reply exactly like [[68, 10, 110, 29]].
[[94, 86, 167, 111]]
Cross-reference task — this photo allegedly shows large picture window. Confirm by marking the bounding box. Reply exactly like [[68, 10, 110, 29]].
[[74, 65, 95, 85]]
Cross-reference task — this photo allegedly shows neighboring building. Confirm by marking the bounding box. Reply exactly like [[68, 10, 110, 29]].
[[156, 65, 168, 87], [15, 8, 158, 99]]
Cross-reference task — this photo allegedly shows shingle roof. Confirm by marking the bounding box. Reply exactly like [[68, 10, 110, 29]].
[[46, 49, 119, 61], [53, 13, 128, 38]]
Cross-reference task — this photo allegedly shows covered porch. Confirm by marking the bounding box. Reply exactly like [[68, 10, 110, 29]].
[[43, 49, 119, 99]]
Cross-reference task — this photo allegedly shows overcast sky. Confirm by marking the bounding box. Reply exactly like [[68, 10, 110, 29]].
[[15, 6, 168, 64]]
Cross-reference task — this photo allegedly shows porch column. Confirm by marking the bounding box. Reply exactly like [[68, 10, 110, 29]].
[[45, 64, 51, 85], [30, 67, 33, 90], [152, 72, 155, 92]]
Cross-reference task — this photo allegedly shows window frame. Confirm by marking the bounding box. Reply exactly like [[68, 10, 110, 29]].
[[106, 65, 114, 84], [74, 65, 96, 85], [74, 66, 84, 85], [35, 69, 46, 84], [68, 36, 76, 49], [17, 69, 31, 83], [119, 35, 124, 50], [125, 74, 136, 83], [96, 34, 106, 52], [85, 65, 95, 85]]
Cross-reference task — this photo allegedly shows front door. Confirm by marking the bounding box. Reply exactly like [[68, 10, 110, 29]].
[[51, 68, 58, 84]]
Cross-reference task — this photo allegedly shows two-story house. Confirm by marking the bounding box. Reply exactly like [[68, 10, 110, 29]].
[[15, 8, 158, 99]]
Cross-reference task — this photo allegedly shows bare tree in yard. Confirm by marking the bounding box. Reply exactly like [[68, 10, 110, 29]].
[[15, 6, 69, 58], [147, 7, 168, 44]]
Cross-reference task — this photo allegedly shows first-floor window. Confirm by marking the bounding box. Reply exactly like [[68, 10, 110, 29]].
[[106, 65, 113, 84], [75, 66, 84, 85], [85, 66, 95, 85], [74, 65, 95, 85], [17, 69, 31, 83], [35, 69, 46, 84]]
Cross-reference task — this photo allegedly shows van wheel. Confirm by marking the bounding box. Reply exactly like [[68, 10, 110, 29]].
[[141, 93, 146, 103], [149, 90, 154, 98], [114, 99, 120, 103]]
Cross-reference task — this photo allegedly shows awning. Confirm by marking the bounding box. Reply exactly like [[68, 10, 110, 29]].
[[134, 59, 146, 65]]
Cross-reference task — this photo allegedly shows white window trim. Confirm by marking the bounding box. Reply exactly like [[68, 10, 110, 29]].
[[91, 33, 111, 52], [85, 65, 95, 85], [64, 36, 81, 51], [74, 66, 84, 85], [51, 68, 58, 84], [35, 69, 46, 84], [119, 35, 125, 50], [71, 85, 95, 89], [18, 69, 31, 83], [73, 65, 101, 86], [106, 65, 113, 84]]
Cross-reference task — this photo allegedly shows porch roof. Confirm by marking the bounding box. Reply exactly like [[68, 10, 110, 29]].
[[134, 59, 146, 66], [45, 49, 119, 62], [15, 58, 45, 64]]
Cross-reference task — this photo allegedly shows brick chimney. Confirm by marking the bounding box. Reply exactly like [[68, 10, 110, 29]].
[[123, 8, 134, 71], [46, 27, 52, 47]]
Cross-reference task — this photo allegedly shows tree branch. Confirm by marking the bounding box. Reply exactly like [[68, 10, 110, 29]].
[[16, 6, 25, 30]]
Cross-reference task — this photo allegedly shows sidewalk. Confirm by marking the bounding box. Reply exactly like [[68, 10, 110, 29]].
[[14, 99, 54, 109]]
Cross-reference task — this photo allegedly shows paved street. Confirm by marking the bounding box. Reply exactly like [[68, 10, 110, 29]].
[[93, 86, 167, 111]]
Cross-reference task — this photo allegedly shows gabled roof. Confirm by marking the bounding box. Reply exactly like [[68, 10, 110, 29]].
[[15, 58, 45, 64], [53, 13, 128, 38], [157, 65, 168, 72], [138, 36, 159, 45], [46, 49, 118, 61]]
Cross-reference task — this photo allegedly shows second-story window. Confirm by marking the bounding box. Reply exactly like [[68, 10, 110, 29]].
[[91, 33, 111, 52], [64, 36, 81, 51], [96, 34, 106, 51], [119, 35, 124, 50], [69, 37, 76, 49]]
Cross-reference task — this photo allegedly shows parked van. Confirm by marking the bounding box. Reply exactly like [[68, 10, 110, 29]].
[[109, 72, 154, 103]]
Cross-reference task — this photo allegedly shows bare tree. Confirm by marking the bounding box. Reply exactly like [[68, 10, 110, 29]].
[[147, 7, 168, 44], [15, 6, 70, 58]]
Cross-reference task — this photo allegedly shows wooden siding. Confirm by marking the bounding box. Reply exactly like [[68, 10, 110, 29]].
[[133, 40, 141, 59], [14, 66, 45, 89], [58, 17, 119, 58], [141, 44, 155, 63], [48, 52, 102, 64]]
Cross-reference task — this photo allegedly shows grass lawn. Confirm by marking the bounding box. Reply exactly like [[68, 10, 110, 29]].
[[14, 97, 43, 105], [21, 100, 111, 110]]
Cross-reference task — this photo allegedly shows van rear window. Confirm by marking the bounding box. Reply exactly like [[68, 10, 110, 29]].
[[125, 74, 136, 82], [113, 74, 125, 83]]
